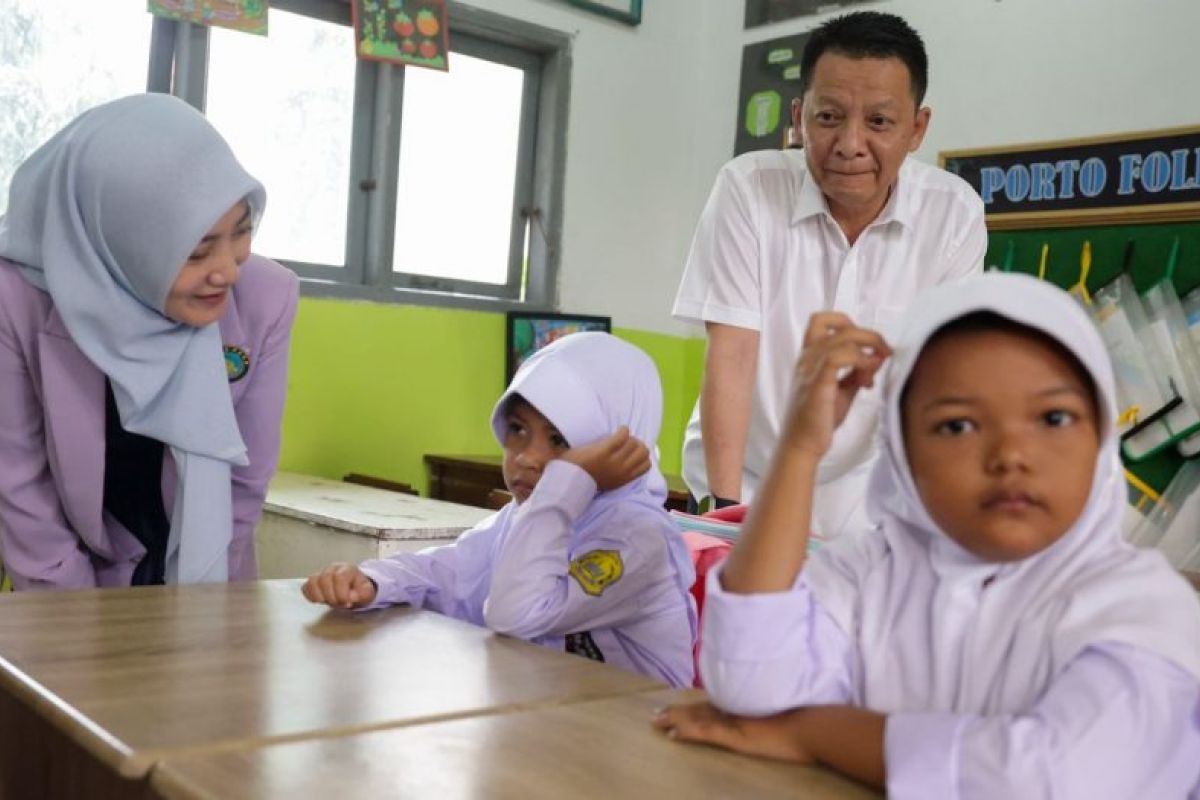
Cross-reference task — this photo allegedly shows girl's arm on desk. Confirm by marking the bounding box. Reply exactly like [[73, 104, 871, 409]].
[[303, 514, 504, 624], [658, 643, 1200, 798]]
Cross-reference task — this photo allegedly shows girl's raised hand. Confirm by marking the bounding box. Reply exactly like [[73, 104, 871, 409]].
[[301, 562, 378, 609], [785, 312, 891, 459], [562, 426, 651, 492]]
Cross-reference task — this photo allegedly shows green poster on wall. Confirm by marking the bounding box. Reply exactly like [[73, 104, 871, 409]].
[[734, 32, 807, 156]]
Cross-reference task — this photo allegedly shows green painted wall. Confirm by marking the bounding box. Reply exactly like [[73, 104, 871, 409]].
[[278, 297, 705, 494]]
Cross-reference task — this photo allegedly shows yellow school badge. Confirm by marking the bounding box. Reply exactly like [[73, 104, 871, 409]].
[[569, 550, 624, 597]]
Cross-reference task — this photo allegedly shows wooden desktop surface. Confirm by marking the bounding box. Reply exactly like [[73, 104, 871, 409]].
[[150, 689, 881, 800], [0, 580, 659, 783]]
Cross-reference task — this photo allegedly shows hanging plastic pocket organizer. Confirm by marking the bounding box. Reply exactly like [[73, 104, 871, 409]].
[[1126, 240, 1200, 459], [1089, 238, 1200, 461], [1126, 460, 1200, 592]]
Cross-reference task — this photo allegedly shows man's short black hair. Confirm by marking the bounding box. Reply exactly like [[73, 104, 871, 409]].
[[800, 11, 929, 106]]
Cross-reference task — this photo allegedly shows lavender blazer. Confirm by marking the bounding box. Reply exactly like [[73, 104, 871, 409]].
[[0, 255, 299, 589]]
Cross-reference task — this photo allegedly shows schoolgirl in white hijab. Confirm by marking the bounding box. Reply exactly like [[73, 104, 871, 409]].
[[302, 332, 699, 687], [0, 93, 297, 587], [657, 274, 1200, 797]]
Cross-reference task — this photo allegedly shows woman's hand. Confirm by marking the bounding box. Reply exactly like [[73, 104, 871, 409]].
[[785, 312, 891, 459], [653, 702, 815, 764], [561, 426, 651, 491], [301, 562, 378, 609]]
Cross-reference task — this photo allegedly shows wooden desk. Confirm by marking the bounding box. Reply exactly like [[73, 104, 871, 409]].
[[0, 580, 661, 796], [425, 453, 692, 512], [149, 689, 880, 799], [256, 472, 492, 578]]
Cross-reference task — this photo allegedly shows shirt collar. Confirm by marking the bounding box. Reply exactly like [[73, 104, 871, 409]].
[[791, 156, 916, 231]]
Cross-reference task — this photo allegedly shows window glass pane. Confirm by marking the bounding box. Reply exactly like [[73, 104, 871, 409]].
[[394, 53, 524, 285], [206, 9, 354, 266], [1, 0, 151, 217]]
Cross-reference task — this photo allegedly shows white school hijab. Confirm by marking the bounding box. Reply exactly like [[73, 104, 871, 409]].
[[805, 273, 1200, 715], [491, 332, 698, 636], [0, 93, 265, 583]]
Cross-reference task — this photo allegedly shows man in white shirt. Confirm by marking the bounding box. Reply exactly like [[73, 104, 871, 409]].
[[673, 11, 986, 537]]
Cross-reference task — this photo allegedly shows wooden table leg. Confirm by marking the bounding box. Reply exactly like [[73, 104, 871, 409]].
[[0, 686, 154, 799]]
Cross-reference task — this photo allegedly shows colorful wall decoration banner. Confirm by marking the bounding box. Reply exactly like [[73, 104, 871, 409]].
[[353, 0, 449, 71], [147, 0, 267, 36]]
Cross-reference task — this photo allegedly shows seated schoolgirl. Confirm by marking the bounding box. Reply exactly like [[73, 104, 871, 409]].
[[655, 273, 1200, 797], [303, 332, 698, 688]]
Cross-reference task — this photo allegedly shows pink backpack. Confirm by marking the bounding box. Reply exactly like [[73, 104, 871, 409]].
[[681, 504, 746, 687]]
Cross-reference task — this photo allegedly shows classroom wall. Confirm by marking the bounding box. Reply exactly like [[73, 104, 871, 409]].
[[279, 0, 1200, 493], [694, 0, 1200, 175], [458, 0, 1200, 337], [280, 0, 726, 490], [278, 297, 704, 491]]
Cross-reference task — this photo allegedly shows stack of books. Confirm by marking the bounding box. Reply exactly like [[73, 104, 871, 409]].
[[669, 510, 741, 542], [669, 509, 827, 552]]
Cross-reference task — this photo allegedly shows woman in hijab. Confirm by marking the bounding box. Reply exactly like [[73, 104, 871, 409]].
[[302, 332, 698, 688], [655, 274, 1200, 796], [0, 93, 298, 589]]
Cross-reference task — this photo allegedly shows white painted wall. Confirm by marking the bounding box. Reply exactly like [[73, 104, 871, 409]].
[[461, 0, 1200, 336], [723, 0, 1200, 164]]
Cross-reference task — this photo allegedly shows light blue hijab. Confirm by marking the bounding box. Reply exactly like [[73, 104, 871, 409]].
[[0, 93, 266, 583]]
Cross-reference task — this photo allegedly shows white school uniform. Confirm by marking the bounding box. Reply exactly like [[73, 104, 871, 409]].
[[701, 274, 1200, 797]]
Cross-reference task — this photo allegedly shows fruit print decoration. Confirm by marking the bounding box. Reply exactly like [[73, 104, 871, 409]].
[[416, 8, 440, 37], [354, 0, 447, 70], [393, 12, 414, 37]]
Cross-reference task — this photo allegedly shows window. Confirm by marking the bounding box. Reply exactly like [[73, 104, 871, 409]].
[[393, 50, 527, 292], [0, 0, 153, 217], [191, 1, 569, 310], [206, 8, 356, 269]]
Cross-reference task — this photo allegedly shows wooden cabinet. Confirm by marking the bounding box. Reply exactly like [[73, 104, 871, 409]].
[[425, 454, 691, 512]]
